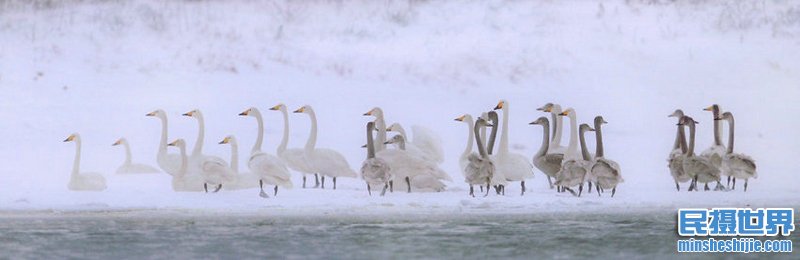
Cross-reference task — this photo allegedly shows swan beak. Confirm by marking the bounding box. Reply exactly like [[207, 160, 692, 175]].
[[714, 117, 721, 121], [528, 121, 537, 125], [239, 108, 250, 116], [219, 137, 230, 144], [361, 144, 367, 148], [383, 141, 392, 145], [112, 139, 122, 146], [703, 106, 713, 111], [454, 115, 465, 122], [558, 111, 569, 116], [363, 109, 373, 116], [269, 105, 281, 111], [182, 110, 195, 117], [493, 101, 504, 110], [485, 123, 494, 127], [63, 135, 75, 142], [293, 107, 305, 113], [386, 126, 393, 131], [145, 111, 157, 117], [603, 120, 609, 124], [167, 140, 178, 146], [588, 127, 596, 131]]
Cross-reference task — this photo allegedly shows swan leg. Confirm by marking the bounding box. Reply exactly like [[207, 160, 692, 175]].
[[259, 180, 269, 198], [726, 176, 731, 187], [204, 183, 208, 193], [588, 182, 593, 193], [714, 181, 725, 191], [547, 177, 553, 189], [501, 185, 505, 196], [367, 183, 372, 196], [213, 184, 223, 193], [274, 185, 279, 196], [484, 178, 490, 197], [480, 186, 483, 193], [314, 173, 320, 188], [469, 186, 475, 197], [611, 187, 616, 197], [732, 178, 736, 190], [302, 175, 307, 189], [597, 184, 601, 197], [389, 180, 394, 192], [578, 184, 583, 197], [563, 187, 577, 196], [405, 176, 411, 193], [333, 177, 337, 190], [675, 182, 680, 191], [744, 179, 748, 192], [704, 183, 710, 191], [321, 175, 325, 189], [520, 181, 526, 196], [380, 184, 388, 196]]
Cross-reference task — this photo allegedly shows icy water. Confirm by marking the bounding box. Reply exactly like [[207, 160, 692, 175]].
[[0, 211, 796, 259]]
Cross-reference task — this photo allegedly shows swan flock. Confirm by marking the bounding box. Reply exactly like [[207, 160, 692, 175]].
[[61, 101, 757, 197]]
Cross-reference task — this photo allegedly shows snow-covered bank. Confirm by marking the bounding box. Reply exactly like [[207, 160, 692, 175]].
[[0, 0, 798, 212]]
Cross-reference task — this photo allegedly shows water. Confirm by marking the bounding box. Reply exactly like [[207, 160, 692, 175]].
[[0, 211, 796, 259]]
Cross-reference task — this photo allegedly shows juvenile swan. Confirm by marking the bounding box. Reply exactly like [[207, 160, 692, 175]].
[[667, 109, 691, 191], [361, 122, 392, 196], [680, 116, 723, 191], [465, 117, 494, 197], [112, 138, 160, 174], [589, 116, 623, 197], [716, 112, 757, 191], [63, 133, 107, 191], [555, 124, 594, 197], [530, 117, 564, 190]]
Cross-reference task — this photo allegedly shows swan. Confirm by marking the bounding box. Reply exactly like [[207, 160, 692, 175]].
[[166, 139, 206, 192], [240, 107, 296, 194], [455, 114, 476, 180], [215, 135, 261, 191], [111, 138, 160, 174], [679, 116, 723, 191], [555, 124, 594, 197], [182, 109, 235, 192], [464, 117, 494, 197], [361, 121, 392, 196], [667, 109, 691, 191], [492, 100, 534, 196], [483, 111, 507, 195], [268, 104, 319, 189], [386, 122, 444, 164], [63, 133, 107, 191], [363, 107, 387, 152], [145, 109, 182, 176], [716, 112, 757, 191], [589, 116, 623, 197], [294, 105, 357, 189], [220, 135, 291, 197], [701, 104, 727, 188], [537, 103, 566, 154], [383, 134, 449, 192], [529, 117, 563, 190]]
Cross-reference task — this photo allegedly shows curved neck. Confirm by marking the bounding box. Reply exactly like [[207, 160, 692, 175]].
[[461, 118, 474, 158], [158, 116, 168, 155], [672, 121, 682, 150], [72, 138, 81, 178], [535, 122, 550, 157], [178, 145, 187, 177], [687, 123, 696, 156], [487, 117, 499, 155], [566, 112, 578, 154], [474, 123, 488, 158], [726, 118, 735, 154], [375, 113, 386, 152], [552, 105, 563, 145], [230, 140, 239, 173], [252, 110, 264, 155], [594, 123, 604, 158], [480, 123, 487, 149], [192, 114, 205, 157], [713, 110, 723, 146], [122, 141, 132, 165], [394, 124, 408, 141], [499, 105, 510, 154], [305, 110, 318, 152], [679, 125, 687, 154], [366, 125, 375, 159], [278, 108, 289, 154], [579, 129, 591, 161]]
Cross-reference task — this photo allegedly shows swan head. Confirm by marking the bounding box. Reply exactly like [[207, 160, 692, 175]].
[[63, 133, 79, 142], [715, 112, 733, 121], [238, 107, 261, 117], [678, 116, 699, 126], [145, 109, 166, 118], [454, 114, 472, 123], [536, 103, 554, 112], [703, 104, 721, 115], [493, 100, 506, 110], [558, 108, 575, 116], [475, 117, 493, 127], [384, 134, 406, 145], [269, 103, 286, 111], [112, 138, 126, 146], [386, 123, 402, 132], [219, 135, 235, 145], [579, 124, 595, 133], [668, 109, 684, 118], [487, 111, 498, 123], [167, 139, 186, 148], [293, 105, 312, 114], [363, 107, 382, 117], [182, 109, 201, 118], [528, 116, 549, 126], [594, 116, 608, 126]]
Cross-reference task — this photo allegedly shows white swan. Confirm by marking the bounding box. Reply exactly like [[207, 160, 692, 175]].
[[680, 116, 723, 191], [268, 104, 319, 189], [166, 139, 206, 192], [555, 124, 594, 197], [63, 133, 107, 191], [558, 107, 581, 162], [667, 109, 691, 191], [386, 123, 444, 164], [216, 135, 260, 191], [383, 134, 449, 192], [220, 135, 291, 197], [492, 100, 534, 196], [361, 121, 392, 196], [465, 117, 494, 197], [717, 112, 757, 191], [111, 138, 160, 174], [589, 116, 623, 197], [182, 109, 235, 192], [537, 103, 566, 154], [145, 109, 182, 176], [294, 105, 357, 189], [363, 107, 387, 152]]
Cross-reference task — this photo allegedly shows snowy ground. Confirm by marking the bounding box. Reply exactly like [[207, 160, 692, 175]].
[[0, 0, 799, 214]]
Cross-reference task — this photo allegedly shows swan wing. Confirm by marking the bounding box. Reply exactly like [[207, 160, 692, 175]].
[[410, 125, 445, 163], [311, 148, 357, 177], [700, 145, 726, 167], [723, 153, 757, 179], [280, 148, 316, 174], [496, 153, 533, 181], [250, 152, 293, 188], [361, 158, 392, 184]]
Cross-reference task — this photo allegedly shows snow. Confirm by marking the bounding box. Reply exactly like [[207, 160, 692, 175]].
[[0, 0, 799, 214]]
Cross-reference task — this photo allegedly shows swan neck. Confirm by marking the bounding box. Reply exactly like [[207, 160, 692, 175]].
[[579, 129, 591, 161], [178, 145, 187, 177], [474, 123, 488, 158], [72, 137, 81, 178], [672, 123, 682, 150], [566, 113, 578, 154], [305, 110, 318, 152], [278, 108, 289, 154], [726, 118, 735, 154], [552, 105, 563, 145], [158, 116, 168, 155], [487, 117, 499, 155], [230, 141, 239, 173], [123, 141, 132, 165], [535, 121, 550, 157], [192, 114, 205, 157], [687, 123, 696, 156], [462, 118, 474, 158], [395, 125, 408, 141], [252, 111, 264, 154], [679, 125, 687, 154], [595, 123, 604, 158], [375, 113, 386, 151], [499, 106, 509, 154], [366, 124, 375, 159], [713, 111, 723, 146]]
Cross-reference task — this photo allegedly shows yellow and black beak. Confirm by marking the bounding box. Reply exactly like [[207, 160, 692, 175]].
[[454, 115, 465, 122], [293, 107, 305, 113], [269, 104, 281, 111], [558, 111, 569, 116], [239, 108, 250, 116], [63, 135, 75, 142], [168, 140, 178, 146], [219, 137, 230, 144], [112, 139, 122, 146], [703, 106, 713, 111], [145, 111, 157, 117], [182, 110, 195, 117], [494, 101, 504, 110], [363, 109, 373, 116]]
